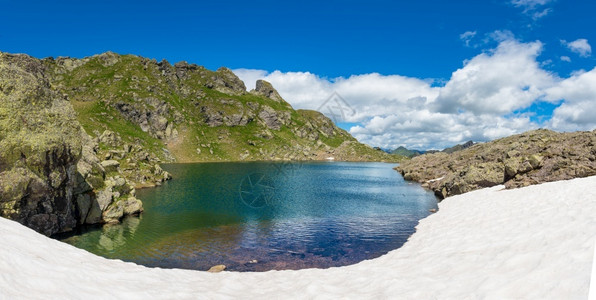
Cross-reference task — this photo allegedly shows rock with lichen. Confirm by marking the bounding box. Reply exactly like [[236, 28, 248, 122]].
[[0, 52, 155, 235]]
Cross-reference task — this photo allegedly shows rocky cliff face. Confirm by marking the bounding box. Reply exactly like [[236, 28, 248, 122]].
[[0, 53, 153, 235], [396, 129, 596, 199]]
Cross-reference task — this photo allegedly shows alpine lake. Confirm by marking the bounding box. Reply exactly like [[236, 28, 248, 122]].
[[59, 162, 438, 272]]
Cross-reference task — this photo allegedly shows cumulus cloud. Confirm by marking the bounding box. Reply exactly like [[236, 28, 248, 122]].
[[563, 39, 592, 57], [233, 38, 596, 150], [434, 40, 555, 115], [560, 56, 571, 62], [545, 68, 596, 130], [234, 69, 438, 123]]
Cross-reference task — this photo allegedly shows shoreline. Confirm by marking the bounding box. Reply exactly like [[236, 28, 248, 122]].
[[1, 176, 594, 299]]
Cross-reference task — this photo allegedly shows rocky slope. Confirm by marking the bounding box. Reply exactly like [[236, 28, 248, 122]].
[[1, 51, 394, 235], [396, 129, 596, 199]]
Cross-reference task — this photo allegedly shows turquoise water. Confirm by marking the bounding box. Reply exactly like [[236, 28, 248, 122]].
[[60, 162, 438, 271]]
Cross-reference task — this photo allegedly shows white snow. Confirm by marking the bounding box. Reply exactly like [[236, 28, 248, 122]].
[[1, 176, 595, 299]]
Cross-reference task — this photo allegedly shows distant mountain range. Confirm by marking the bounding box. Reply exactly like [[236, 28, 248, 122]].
[[391, 140, 475, 157]]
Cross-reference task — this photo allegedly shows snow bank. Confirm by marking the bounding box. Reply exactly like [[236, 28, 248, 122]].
[[1, 176, 595, 299]]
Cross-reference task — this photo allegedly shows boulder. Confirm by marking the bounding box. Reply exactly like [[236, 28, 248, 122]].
[[101, 160, 120, 173], [122, 197, 143, 215], [207, 265, 226, 273], [96, 187, 114, 211], [102, 201, 124, 224], [99, 130, 122, 147]]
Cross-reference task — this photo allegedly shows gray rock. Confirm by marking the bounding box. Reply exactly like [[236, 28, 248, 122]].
[[102, 202, 124, 223], [85, 199, 102, 224], [201, 106, 224, 127], [253, 80, 283, 102], [99, 130, 121, 147], [100, 160, 120, 173], [96, 187, 114, 211], [122, 197, 143, 215], [76, 193, 91, 224], [258, 105, 282, 130], [206, 67, 246, 95], [95, 51, 119, 67]]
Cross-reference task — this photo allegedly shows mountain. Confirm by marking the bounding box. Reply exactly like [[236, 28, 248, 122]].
[[396, 129, 596, 199], [391, 146, 424, 158], [442, 140, 474, 154], [392, 141, 475, 158], [0, 51, 393, 235]]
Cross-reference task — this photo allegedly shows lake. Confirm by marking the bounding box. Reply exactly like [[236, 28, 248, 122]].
[[60, 162, 438, 271]]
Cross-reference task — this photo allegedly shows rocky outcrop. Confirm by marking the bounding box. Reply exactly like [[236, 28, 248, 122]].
[[0, 52, 161, 236], [113, 97, 177, 140], [396, 129, 596, 199], [253, 80, 284, 102], [258, 105, 285, 130], [207, 67, 246, 95], [0, 52, 83, 235]]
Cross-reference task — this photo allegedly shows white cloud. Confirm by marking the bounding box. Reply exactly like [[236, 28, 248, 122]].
[[545, 67, 596, 130], [531, 8, 552, 20], [560, 56, 571, 62], [234, 69, 439, 123], [434, 40, 555, 115], [511, 0, 554, 20], [460, 31, 477, 47], [511, 0, 552, 8], [487, 30, 516, 43], [563, 39, 592, 57], [231, 68, 269, 90], [233, 38, 596, 150]]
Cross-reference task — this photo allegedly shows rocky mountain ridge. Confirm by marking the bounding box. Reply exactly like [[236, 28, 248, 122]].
[[396, 129, 596, 199]]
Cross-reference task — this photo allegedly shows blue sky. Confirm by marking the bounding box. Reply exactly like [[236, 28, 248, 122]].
[[2, 0, 595, 149]]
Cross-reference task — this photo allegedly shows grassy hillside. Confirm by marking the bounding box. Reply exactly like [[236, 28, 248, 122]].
[[42, 52, 395, 175]]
